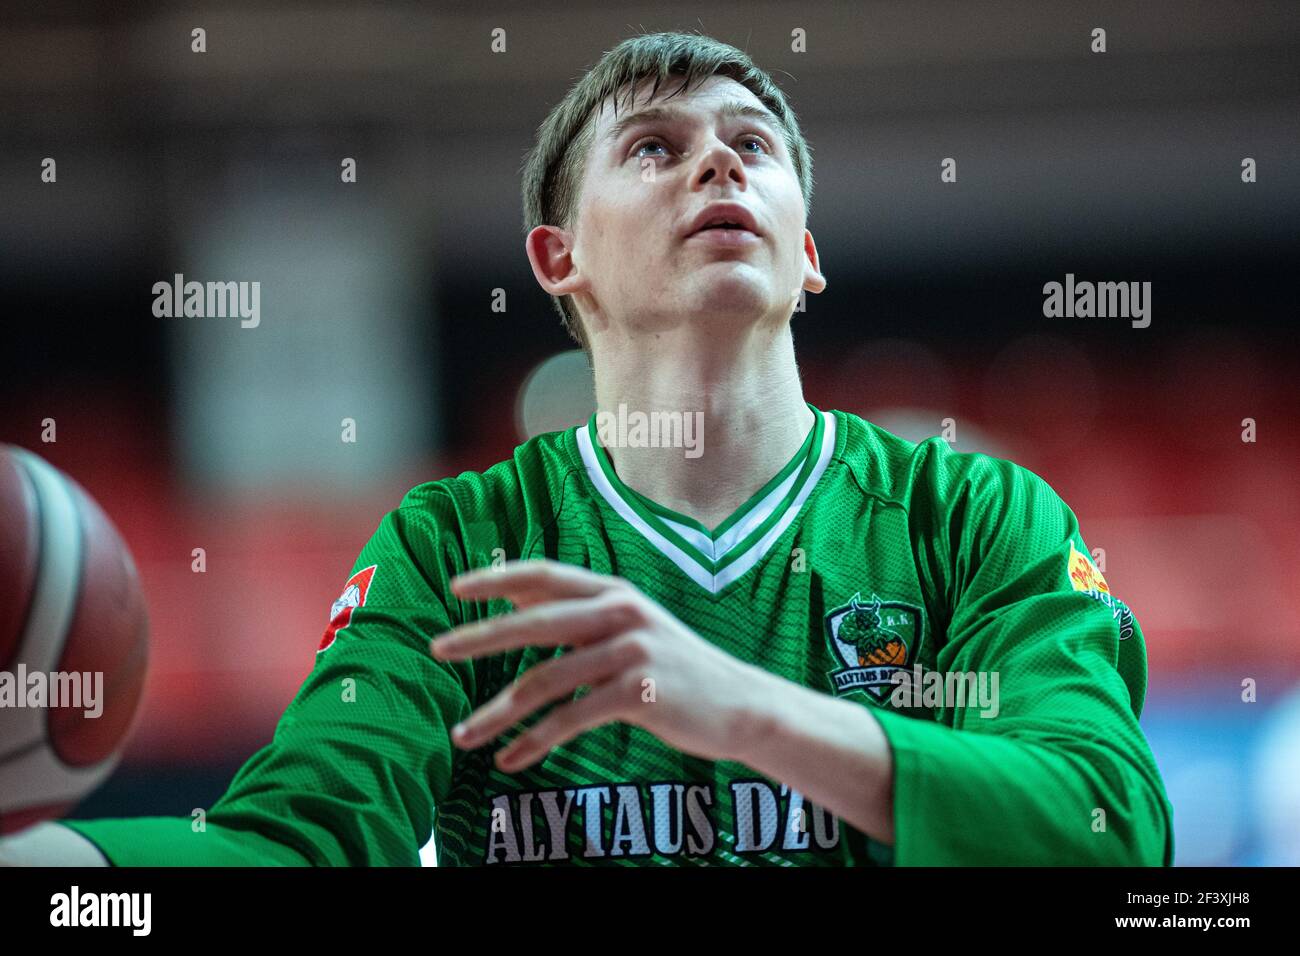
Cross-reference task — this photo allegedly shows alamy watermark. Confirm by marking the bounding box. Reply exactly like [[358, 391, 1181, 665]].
[[595, 403, 704, 459], [1042, 273, 1151, 328], [50, 886, 151, 936], [0, 666, 103, 718], [152, 273, 260, 328], [889, 665, 1001, 718]]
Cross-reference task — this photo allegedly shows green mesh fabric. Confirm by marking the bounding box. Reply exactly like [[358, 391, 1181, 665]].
[[64, 409, 1173, 866]]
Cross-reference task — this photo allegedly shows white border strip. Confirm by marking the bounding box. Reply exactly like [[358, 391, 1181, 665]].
[[576, 411, 835, 594]]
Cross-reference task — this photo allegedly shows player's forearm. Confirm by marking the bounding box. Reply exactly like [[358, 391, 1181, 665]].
[[833, 704, 1172, 865], [58, 816, 319, 866], [733, 670, 895, 846]]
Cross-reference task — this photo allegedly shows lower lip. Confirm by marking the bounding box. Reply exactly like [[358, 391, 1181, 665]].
[[687, 228, 761, 246]]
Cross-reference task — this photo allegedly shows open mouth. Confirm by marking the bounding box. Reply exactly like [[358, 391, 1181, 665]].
[[687, 222, 761, 246], [684, 203, 762, 239]]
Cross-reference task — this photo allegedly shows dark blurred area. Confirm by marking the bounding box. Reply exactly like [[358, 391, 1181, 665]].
[[2, 1, 1298, 864]]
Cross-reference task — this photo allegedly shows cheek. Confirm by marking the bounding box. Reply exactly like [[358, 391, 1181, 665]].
[[775, 207, 809, 269], [591, 200, 669, 272], [774, 188, 806, 236]]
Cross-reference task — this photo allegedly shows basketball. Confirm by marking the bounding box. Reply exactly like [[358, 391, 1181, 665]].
[[0, 446, 149, 834]]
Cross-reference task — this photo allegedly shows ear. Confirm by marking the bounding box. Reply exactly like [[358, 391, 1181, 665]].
[[801, 229, 827, 295], [525, 224, 588, 298]]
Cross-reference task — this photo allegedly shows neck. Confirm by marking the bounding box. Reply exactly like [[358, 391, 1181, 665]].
[[588, 320, 814, 530]]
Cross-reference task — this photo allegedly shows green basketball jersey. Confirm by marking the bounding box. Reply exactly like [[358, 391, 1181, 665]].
[[64, 407, 1174, 866]]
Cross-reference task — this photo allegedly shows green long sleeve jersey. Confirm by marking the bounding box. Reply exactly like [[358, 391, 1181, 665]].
[[65, 406, 1174, 866]]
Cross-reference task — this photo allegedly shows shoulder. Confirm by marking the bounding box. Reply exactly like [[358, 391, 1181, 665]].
[[342, 426, 585, 627], [387, 425, 585, 551], [831, 408, 1066, 521]]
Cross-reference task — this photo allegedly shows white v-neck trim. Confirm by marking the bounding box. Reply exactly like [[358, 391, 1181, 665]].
[[576, 410, 836, 594], [654, 462, 805, 560]]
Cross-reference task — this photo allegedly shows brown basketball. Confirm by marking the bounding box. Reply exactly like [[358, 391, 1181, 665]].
[[860, 640, 907, 667], [0, 446, 149, 834]]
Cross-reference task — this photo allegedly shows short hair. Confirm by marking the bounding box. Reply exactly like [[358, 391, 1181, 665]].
[[520, 31, 816, 350]]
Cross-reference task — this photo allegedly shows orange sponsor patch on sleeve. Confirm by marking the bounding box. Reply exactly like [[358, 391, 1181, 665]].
[[1067, 541, 1109, 594]]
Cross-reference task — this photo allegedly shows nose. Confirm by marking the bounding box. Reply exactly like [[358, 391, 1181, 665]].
[[692, 139, 748, 192]]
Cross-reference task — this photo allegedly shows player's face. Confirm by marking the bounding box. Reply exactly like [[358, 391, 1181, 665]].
[[563, 74, 824, 335]]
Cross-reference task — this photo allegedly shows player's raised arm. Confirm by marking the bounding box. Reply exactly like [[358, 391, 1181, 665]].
[[732, 441, 1174, 867], [51, 491, 476, 866], [869, 449, 1174, 865]]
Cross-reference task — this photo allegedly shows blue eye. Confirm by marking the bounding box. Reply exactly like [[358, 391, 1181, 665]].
[[634, 139, 669, 159], [632, 135, 768, 160]]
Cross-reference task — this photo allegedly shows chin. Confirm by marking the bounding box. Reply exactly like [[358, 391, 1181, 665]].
[[683, 275, 771, 321]]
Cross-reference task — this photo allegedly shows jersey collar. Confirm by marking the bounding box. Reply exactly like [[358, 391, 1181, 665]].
[[575, 405, 836, 594]]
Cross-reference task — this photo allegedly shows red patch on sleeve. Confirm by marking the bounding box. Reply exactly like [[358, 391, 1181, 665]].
[[317, 565, 377, 653]]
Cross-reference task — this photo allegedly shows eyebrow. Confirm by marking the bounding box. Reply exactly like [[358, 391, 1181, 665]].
[[602, 100, 781, 146]]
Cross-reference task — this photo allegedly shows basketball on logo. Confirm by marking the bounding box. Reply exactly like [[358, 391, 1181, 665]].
[[860, 640, 907, 667]]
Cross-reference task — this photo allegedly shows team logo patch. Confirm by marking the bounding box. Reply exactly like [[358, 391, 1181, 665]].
[[317, 565, 377, 653], [824, 592, 923, 700]]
